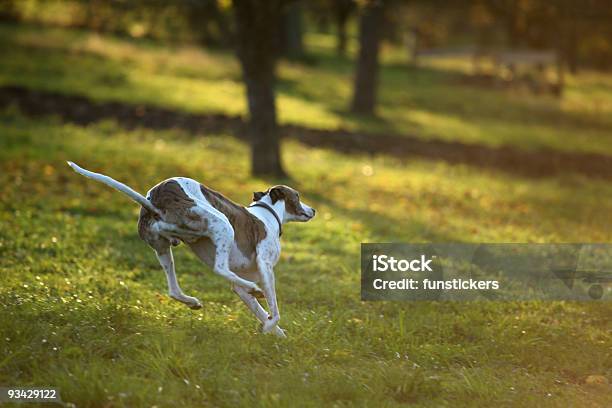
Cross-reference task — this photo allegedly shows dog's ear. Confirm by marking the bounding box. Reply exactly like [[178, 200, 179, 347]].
[[269, 187, 284, 204], [253, 191, 266, 202]]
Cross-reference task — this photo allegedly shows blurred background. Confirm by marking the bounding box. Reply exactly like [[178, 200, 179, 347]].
[[0, 1, 611, 406], [2, 0, 612, 178]]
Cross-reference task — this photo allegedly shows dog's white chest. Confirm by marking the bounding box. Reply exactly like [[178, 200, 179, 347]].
[[256, 235, 281, 266]]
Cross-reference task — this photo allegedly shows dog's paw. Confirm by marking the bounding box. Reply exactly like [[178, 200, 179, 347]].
[[273, 326, 287, 338], [188, 300, 203, 310], [262, 316, 280, 333], [242, 281, 262, 294], [184, 296, 202, 310], [170, 294, 202, 310]]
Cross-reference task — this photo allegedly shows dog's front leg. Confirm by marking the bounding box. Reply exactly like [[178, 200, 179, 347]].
[[233, 285, 286, 338], [257, 260, 281, 334]]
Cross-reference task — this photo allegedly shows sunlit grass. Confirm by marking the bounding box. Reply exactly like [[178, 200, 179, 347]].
[[0, 111, 610, 406], [1, 22, 612, 155]]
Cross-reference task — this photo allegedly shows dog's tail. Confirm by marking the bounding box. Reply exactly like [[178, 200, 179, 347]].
[[67, 161, 161, 216]]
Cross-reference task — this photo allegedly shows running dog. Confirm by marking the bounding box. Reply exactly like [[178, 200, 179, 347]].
[[67, 162, 315, 337]]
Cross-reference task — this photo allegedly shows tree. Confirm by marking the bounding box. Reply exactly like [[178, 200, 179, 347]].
[[0, 0, 20, 22], [351, 1, 384, 115], [232, 0, 287, 177], [308, 0, 355, 57], [332, 0, 355, 57], [480, 0, 612, 74], [182, 0, 232, 48], [280, 1, 305, 59]]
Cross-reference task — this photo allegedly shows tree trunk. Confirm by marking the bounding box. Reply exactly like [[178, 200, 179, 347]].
[[333, 0, 354, 57], [0, 0, 20, 22], [351, 3, 384, 115], [232, 0, 286, 177], [184, 0, 232, 48], [336, 14, 348, 56], [283, 2, 304, 59], [565, 18, 579, 74], [243, 71, 284, 176]]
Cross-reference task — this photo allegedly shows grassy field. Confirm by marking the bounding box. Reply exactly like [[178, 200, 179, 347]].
[[2, 22, 612, 155], [0, 22, 611, 407]]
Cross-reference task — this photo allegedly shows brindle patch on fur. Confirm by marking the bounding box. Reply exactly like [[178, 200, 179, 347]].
[[137, 207, 168, 252], [200, 184, 267, 258], [149, 179, 201, 227], [269, 185, 302, 215], [138, 180, 204, 252], [150, 180, 195, 211]]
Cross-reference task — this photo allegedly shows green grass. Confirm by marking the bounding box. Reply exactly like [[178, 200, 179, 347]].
[[1, 22, 612, 155], [0, 22, 611, 407], [1, 112, 611, 407]]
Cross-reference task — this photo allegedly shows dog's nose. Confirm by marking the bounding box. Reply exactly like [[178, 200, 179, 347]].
[[312, 209, 316, 216]]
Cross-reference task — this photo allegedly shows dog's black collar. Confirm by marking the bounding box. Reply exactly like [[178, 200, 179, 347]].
[[248, 202, 282, 237]]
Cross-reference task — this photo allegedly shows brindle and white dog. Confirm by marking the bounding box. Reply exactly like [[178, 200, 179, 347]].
[[67, 162, 315, 337]]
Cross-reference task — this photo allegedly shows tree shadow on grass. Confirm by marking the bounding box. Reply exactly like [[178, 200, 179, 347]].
[[380, 62, 612, 133], [2, 23, 609, 154], [279, 55, 612, 135], [1, 85, 612, 182]]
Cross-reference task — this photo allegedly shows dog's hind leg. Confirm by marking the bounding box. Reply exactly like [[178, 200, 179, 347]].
[[207, 227, 263, 294], [233, 285, 286, 338], [155, 247, 202, 310]]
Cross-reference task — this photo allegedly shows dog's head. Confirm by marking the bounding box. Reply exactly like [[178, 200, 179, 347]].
[[253, 185, 315, 222]]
